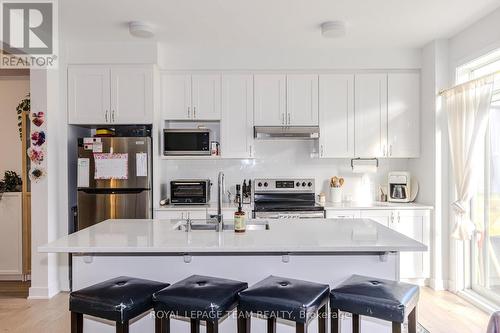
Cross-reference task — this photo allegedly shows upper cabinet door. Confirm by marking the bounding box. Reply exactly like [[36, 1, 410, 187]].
[[286, 74, 319, 126], [191, 74, 221, 120], [318, 74, 354, 158], [110, 67, 153, 124], [354, 73, 388, 158], [161, 73, 192, 120], [387, 73, 420, 158], [68, 66, 110, 125], [221, 74, 254, 158], [254, 74, 286, 126]]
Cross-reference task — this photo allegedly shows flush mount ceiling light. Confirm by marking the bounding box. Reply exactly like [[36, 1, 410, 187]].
[[321, 21, 347, 38], [129, 21, 154, 38]]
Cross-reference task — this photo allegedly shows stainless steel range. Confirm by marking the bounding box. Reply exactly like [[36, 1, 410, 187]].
[[253, 178, 325, 219]]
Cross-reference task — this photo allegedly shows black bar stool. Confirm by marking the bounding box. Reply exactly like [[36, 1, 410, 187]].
[[153, 275, 248, 333], [330, 275, 419, 333], [237, 275, 330, 333], [69, 276, 169, 333]]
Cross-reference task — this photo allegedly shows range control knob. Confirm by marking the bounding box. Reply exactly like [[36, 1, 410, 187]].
[[296, 182, 300, 187], [308, 182, 313, 187], [264, 182, 268, 187], [302, 182, 307, 187], [258, 182, 262, 187]]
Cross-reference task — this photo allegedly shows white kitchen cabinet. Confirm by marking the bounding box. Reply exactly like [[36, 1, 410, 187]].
[[68, 65, 153, 124], [0, 193, 22, 277], [160, 73, 192, 120], [286, 74, 319, 126], [390, 209, 430, 279], [68, 66, 110, 124], [326, 210, 360, 219], [387, 72, 420, 158], [254, 74, 286, 126], [192, 74, 222, 120], [111, 67, 153, 124], [354, 74, 388, 158], [161, 73, 221, 120], [360, 209, 392, 227], [318, 74, 355, 158], [221, 74, 254, 158]]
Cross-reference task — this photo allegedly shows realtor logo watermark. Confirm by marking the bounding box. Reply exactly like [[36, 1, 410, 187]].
[[1, 0, 57, 68]]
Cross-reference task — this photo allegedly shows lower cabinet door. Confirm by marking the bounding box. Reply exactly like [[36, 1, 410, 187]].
[[390, 210, 430, 279], [326, 210, 360, 219], [154, 210, 207, 220], [360, 210, 392, 227]]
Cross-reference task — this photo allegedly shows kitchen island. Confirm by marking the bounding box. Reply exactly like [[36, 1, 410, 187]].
[[40, 218, 426, 333]]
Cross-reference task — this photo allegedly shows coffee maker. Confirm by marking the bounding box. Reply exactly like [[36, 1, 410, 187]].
[[388, 172, 411, 203]]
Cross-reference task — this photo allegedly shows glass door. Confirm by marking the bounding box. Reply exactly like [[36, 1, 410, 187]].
[[471, 100, 500, 304]]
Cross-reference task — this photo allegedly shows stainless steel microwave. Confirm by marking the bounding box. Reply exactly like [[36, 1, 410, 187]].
[[163, 129, 211, 156], [170, 179, 211, 204]]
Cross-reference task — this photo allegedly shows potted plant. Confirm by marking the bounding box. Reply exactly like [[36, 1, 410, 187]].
[[0, 171, 22, 200]]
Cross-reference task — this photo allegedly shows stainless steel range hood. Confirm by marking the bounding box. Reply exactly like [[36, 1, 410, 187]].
[[253, 126, 320, 139]]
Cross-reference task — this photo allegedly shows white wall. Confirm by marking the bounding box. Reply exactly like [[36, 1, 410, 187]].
[[160, 141, 410, 205], [158, 44, 422, 70], [0, 77, 29, 176]]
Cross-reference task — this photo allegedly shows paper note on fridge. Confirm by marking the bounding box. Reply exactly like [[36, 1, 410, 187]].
[[94, 153, 128, 180], [136, 153, 147, 177], [77, 158, 90, 187]]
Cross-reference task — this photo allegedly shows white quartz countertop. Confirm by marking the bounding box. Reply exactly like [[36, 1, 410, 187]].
[[154, 202, 432, 211], [39, 218, 427, 254]]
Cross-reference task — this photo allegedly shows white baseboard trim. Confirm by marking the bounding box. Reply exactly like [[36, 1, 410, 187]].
[[428, 278, 447, 290], [0, 274, 23, 281], [28, 286, 60, 299]]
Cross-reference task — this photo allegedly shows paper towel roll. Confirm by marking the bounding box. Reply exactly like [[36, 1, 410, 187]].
[[351, 158, 378, 173]]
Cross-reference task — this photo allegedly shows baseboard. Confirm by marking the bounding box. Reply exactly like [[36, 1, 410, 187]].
[[428, 278, 447, 290], [0, 274, 23, 281], [28, 286, 60, 299]]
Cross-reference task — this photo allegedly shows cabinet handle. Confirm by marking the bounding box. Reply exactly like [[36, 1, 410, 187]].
[[112, 110, 115, 122], [187, 107, 191, 118], [389, 144, 393, 157], [398, 211, 400, 223], [287, 113, 290, 125], [383, 145, 387, 157], [282, 113, 285, 125], [193, 106, 196, 118], [105, 110, 108, 122], [390, 212, 394, 225], [320, 145, 324, 157]]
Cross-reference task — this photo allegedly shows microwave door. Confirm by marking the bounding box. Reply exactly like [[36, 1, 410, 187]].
[[79, 137, 152, 190]]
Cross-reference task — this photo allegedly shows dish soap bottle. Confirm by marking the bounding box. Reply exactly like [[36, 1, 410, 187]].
[[234, 198, 246, 233]]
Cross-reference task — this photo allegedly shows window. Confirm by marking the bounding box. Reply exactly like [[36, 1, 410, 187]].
[[457, 49, 500, 305]]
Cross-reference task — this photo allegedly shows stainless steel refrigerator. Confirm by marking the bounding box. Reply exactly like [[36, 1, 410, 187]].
[[76, 137, 152, 230]]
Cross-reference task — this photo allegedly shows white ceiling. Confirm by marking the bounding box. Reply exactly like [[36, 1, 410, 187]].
[[61, 0, 500, 49]]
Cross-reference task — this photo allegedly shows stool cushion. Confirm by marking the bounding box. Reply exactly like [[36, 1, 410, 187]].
[[70, 276, 169, 323], [238, 275, 329, 324], [330, 275, 419, 323], [153, 275, 248, 322]]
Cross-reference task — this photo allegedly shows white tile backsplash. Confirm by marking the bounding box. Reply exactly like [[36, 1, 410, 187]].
[[160, 140, 410, 203]]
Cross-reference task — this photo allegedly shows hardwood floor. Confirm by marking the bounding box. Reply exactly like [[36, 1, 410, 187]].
[[0, 287, 491, 333]]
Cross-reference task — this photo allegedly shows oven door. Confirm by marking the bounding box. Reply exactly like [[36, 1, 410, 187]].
[[163, 130, 211, 156], [170, 181, 210, 204]]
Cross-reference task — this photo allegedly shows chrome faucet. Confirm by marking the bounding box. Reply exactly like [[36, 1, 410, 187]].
[[215, 171, 225, 232]]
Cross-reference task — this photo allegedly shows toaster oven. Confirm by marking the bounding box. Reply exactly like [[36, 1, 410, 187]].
[[170, 179, 211, 205]]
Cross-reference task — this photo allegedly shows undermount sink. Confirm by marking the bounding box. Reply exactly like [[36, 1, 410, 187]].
[[174, 219, 270, 231]]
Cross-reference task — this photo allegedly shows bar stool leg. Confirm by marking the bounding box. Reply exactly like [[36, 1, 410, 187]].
[[265, 317, 276, 333], [408, 306, 417, 333], [318, 305, 327, 333], [392, 322, 402, 333], [330, 308, 340, 333], [71, 312, 83, 333], [116, 321, 129, 333], [207, 321, 219, 333], [190, 319, 200, 333], [155, 314, 170, 333], [296, 322, 307, 333], [237, 308, 250, 333], [352, 314, 360, 333]]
